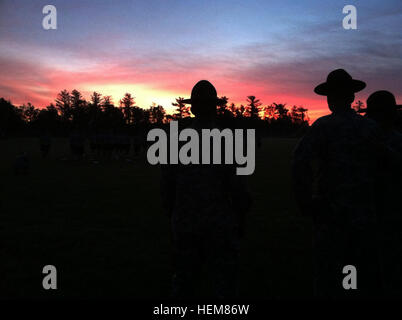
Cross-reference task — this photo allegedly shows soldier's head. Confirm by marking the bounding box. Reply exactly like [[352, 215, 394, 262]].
[[314, 69, 366, 113], [326, 91, 355, 113], [183, 80, 223, 120], [366, 90, 402, 128]]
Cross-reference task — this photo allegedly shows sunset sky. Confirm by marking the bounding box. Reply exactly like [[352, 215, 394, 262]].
[[0, 0, 401, 121]]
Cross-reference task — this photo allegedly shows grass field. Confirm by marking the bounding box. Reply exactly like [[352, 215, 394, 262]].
[[0, 137, 314, 299]]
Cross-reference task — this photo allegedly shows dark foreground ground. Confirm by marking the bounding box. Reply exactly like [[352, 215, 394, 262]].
[[0, 137, 314, 299]]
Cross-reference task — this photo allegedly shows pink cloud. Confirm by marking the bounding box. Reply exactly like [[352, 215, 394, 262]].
[[1, 34, 401, 123]]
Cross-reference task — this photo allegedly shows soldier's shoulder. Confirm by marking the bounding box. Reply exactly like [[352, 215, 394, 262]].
[[392, 129, 402, 139], [353, 112, 377, 126], [180, 117, 195, 129], [352, 113, 380, 135], [310, 114, 332, 128], [389, 129, 402, 149]]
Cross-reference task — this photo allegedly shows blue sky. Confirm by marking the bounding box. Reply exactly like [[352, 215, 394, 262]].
[[1, 0, 401, 119]]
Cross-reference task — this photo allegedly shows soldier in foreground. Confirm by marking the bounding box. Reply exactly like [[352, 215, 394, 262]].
[[161, 80, 252, 299], [365, 91, 402, 296], [292, 69, 382, 298]]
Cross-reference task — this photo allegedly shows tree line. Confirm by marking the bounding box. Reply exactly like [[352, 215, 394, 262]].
[[0, 89, 313, 137]]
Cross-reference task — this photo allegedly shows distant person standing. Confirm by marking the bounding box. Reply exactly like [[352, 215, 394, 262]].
[[365, 90, 402, 296], [14, 152, 30, 175], [161, 80, 252, 299], [39, 131, 52, 158], [89, 132, 98, 157], [133, 132, 142, 157], [70, 129, 85, 160], [292, 69, 383, 298]]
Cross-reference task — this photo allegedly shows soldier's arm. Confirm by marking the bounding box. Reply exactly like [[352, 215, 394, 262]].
[[231, 175, 252, 211], [292, 121, 324, 216], [160, 164, 176, 219], [226, 167, 252, 237], [386, 134, 402, 169], [237, 175, 252, 238]]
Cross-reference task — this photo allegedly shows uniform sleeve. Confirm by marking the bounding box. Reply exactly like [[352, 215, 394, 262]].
[[224, 165, 252, 237], [231, 174, 252, 213], [292, 120, 325, 215], [387, 132, 402, 169], [160, 164, 177, 218]]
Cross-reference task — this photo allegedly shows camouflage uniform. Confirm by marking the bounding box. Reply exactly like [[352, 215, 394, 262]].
[[161, 119, 251, 299], [292, 109, 382, 298]]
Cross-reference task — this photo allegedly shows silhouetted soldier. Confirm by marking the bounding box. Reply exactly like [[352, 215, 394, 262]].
[[14, 152, 30, 175], [121, 132, 131, 157], [70, 129, 85, 160], [366, 91, 402, 158], [365, 90, 402, 296], [292, 69, 382, 298], [115, 131, 128, 158], [161, 80, 252, 299], [39, 131, 52, 158], [103, 131, 114, 159], [133, 134, 140, 156], [89, 132, 98, 157]]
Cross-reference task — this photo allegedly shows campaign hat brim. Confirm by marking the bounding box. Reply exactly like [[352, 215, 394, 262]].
[[314, 79, 366, 96], [182, 97, 225, 105]]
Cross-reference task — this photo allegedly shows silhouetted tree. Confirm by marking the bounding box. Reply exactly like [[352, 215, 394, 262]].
[[87, 91, 102, 128], [18, 103, 39, 123], [131, 106, 146, 125], [273, 103, 289, 120], [0, 98, 24, 136], [246, 96, 262, 119], [262, 104, 275, 120], [353, 100, 365, 114], [217, 96, 229, 116], [236, 104, 246, 118], [71, 89, 85, 109], [90, 92, 102, 108], [165, 114, 174, 122], [55, 90, 72, 122], [120, 93, 135, 124], [70, 89, 88, 127], [102, 95, 114, 110], [35, 104, 60, 132], [228, 103, 237, 116], [149, 104, 166, 124], [290, 106, 309, 124], [0, 89, 310, 137], [172, 97, 190, 119]]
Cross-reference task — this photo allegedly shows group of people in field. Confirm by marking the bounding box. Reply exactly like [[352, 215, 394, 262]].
[[36, 130, 148, 162], [293, 69, 402, 298], [13, 129, 148, 175], [12, 70, 402, 299], [162, 71, 401, 299]]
